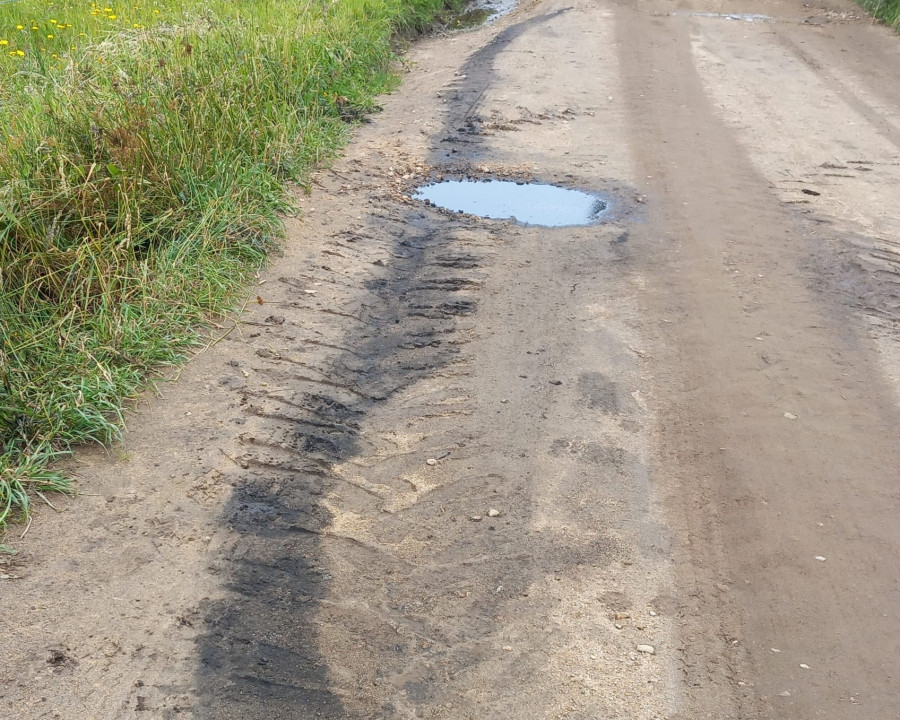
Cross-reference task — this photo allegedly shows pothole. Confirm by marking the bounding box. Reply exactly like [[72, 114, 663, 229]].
[[413, 179, 608, 227]]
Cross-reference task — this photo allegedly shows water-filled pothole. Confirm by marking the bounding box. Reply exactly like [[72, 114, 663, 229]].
[[414, 179, 608, 227]]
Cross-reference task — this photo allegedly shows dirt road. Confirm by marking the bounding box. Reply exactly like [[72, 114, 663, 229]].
[[4, 0, 900, 718]]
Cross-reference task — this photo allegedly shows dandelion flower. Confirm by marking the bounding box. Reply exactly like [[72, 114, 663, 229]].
[[47, 34, 54, 39], [0, 40, 7, 46], [16, 49, 25, 56], [16, 24, 24, 30]]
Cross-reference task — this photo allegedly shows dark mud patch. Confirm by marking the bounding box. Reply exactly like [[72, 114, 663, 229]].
[[414, 179, 608, 227]]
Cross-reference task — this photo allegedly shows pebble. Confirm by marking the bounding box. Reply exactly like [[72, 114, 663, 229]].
[[779, 690, 791, 697], [426, 458, 438, 466], [470, 515, 483, 522], [636, 644, 655, 655], [487, 508, 501, 518], [799, 663, 810, 669], [784, 412, 798, 420], [815, 556, 826, 562]]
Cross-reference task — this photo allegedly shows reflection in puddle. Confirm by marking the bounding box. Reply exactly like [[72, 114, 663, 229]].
[[414, 180, 608, 227]]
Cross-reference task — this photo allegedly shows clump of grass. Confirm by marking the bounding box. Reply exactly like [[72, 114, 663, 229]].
[[855, 0, 900, 28], [0, 0, 461, 534]]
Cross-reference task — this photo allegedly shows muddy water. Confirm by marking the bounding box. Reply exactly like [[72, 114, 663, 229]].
[[414, 179, 608, 227]]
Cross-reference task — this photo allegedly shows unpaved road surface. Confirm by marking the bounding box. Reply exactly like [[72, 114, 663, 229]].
[[4, 0, 900, 718]]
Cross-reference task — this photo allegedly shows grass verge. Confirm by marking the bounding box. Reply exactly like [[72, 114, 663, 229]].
[[855, 0, 900, 28], [0, 0, 462, 537]]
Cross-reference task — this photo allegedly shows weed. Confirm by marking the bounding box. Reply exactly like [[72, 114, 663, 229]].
[[855, 0, 900, 28], [0, 0, 462, 534]]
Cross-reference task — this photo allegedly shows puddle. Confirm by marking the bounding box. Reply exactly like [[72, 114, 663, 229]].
[[450, 7, 496, 28], [450, 0, 519, 27], [414, 179, 608, 227], [673, 11, 774, 21]]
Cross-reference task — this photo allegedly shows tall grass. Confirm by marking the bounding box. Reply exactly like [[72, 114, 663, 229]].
[[856, 0, 900, 28], [0, 0, 461, 533]]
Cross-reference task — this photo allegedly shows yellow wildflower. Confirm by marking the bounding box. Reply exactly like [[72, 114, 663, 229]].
[[47, 34, 54, 39], [16, 24, 24, 30], [15, 49, 24, 56], [0, 40, 7, 46]]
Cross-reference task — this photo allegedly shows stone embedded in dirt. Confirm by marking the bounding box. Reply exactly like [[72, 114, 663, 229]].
[[800, 663, 810, 669], [487, 509, 501, 517], [815, 556, 826, 561], [426, 458, 438, 466], [784, 412, 798, 420], [470, 515, 483, 522], [779, 690, 792, 697], [636, 644, 655, 655]]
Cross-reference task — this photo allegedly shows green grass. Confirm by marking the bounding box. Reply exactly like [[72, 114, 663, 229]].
[[856, 0, 900, 28], [0, 0, 462, 535]]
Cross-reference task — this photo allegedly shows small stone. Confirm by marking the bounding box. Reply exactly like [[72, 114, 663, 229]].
[[502, 646, 513, 652], [636, 644, 655, 655], [487, 509, 501, 518], [470, 515, 483, 522], [799, 663, 810, 669], [770, 648, 781, 653], [778, 690, 791, 697], [815, 556, 826, 562], [784, 412, 798, 420], [648, 610, 657, 616], [426, 458, 438, 466]]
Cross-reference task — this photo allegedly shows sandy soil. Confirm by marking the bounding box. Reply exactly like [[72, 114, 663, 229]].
[[3, 0, 900, 718]]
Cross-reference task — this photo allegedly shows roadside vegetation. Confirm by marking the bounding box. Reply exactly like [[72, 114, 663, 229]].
[[0, 0, 461, 535], [857, 0, 900, 28]]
